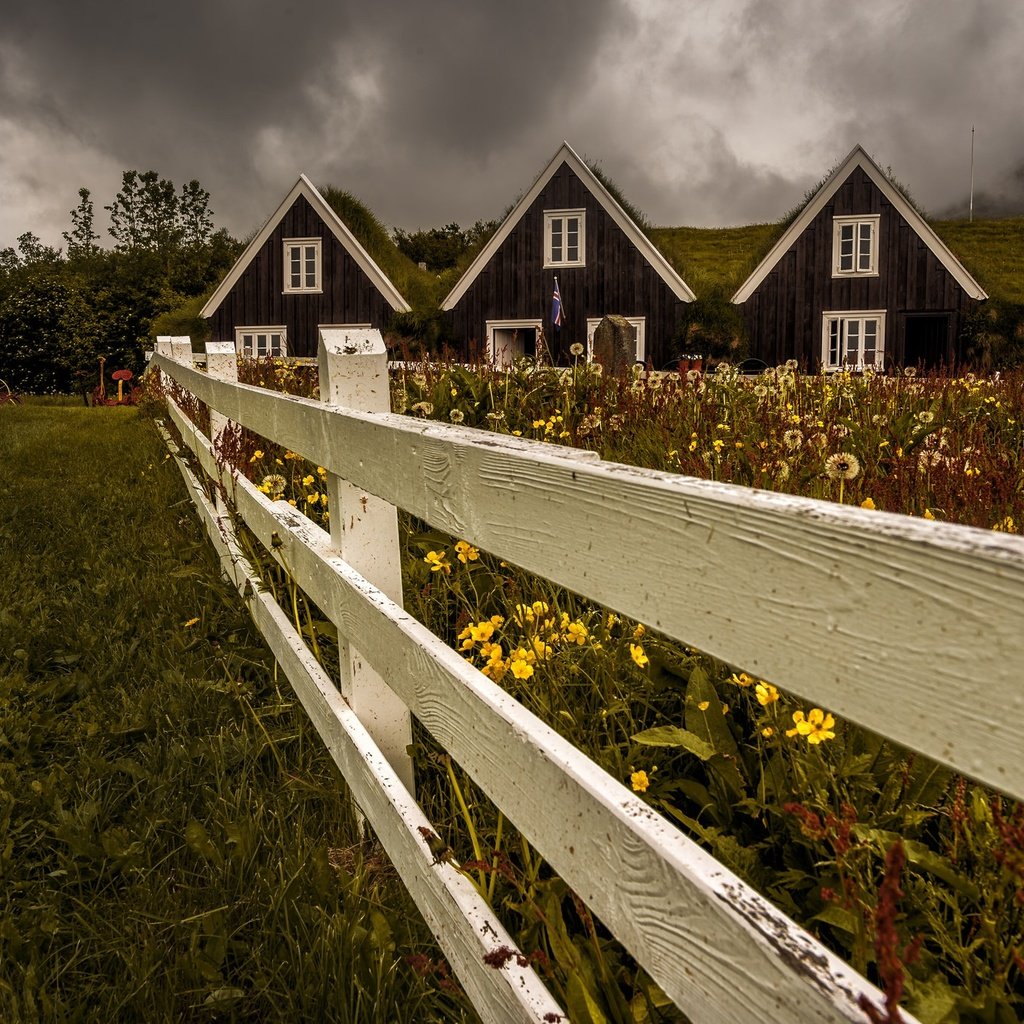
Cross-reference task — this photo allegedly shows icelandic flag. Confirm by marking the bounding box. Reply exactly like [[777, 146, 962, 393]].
[[551, 277, 564, 328]]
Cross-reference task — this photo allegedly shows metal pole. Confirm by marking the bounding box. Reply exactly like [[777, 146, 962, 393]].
[[969, 125, 975, 223]]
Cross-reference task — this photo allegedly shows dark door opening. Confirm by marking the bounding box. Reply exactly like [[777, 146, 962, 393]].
[[904, 314, 951, 369]]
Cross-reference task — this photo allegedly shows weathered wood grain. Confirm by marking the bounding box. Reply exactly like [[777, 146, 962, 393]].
[[160, 397, 901, 1024], [155, 415, 564, 1024], [152, 351, 1024, 802]]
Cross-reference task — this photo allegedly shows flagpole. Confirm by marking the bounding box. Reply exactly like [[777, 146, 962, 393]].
[[969, 125, 975, 223]]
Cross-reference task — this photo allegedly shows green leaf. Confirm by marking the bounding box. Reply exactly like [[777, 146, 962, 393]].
[[684, 666, 738, 757], [184, 820, 223, 867], [811, 903, 859, 936], [565, 972, 610, 1024], [631, 725, 716, 760], [853, 827, 980, 899]]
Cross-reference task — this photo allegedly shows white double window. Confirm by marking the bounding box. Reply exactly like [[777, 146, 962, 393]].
[[822, 311, 885, 370], [544, 210, 585, 268], [236, 327, 287, 358], [283, 238, 322, 292], [832, 215, 879, 277]]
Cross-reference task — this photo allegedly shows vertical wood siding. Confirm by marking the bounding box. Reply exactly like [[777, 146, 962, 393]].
[[741, 168, 976, 368], [208, 196, 397, 356], [447, 163, 686, 366]]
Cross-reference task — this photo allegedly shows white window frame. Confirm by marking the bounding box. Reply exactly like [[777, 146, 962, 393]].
[[543, 210, 586, 268], [585, 317, 646, 364], [821, 311, 886, 371], [235, 326, 288, 358], [485, 319, 543, 366], [283, 237, 322, 293], [832, 215, 879, 277]]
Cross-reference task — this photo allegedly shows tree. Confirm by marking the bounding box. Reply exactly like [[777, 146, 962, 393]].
[[105, 171, 145, 250], [179, 179, 213, 250], [63, 188, 100, 260]]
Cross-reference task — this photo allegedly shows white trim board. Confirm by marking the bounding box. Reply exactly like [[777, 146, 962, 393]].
[[441, 142, 696, 310], [731, 144, 988, 303], [201, 175, 411, 318]]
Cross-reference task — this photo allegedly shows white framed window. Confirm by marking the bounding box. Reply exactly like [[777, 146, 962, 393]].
[[821, 311, 886, 370], [585, 317, 646, 364], [544, 210, 585, 268], [485, 319, 543, 366], [832, 215, 879, 277], [283, 238, 322, 292], [236, 326, 288, 358]]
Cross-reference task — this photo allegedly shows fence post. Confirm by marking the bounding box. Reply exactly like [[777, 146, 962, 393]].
[[204, 341, 237, 452], [318, 328, 415, 794]]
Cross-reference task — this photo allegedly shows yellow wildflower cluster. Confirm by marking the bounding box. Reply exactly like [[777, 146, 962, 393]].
[[457, 602, 599, 683], [532, 413, 570, 440]]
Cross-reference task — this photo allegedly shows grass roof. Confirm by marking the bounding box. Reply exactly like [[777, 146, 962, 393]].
[[318, 186, 443, 308], [650, 218, 1024, 304], [930, 218, 1024, 305]]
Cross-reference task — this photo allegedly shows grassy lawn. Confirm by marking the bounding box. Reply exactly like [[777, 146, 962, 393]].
[[0, 404, 470, 1022]]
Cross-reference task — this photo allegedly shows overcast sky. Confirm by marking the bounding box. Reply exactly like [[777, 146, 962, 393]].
[[2, 0, 1022, 251]]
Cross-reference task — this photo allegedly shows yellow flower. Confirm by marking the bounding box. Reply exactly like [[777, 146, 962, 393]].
[[631, 770, 650, 793], [468, 614, 493, 638], [730, 672, 755, 688], [697, 700, 710, 711], [317, 466, 328, 478], [455, 540, 480, 563], [923, 509, 936, 521], [755, 682, 779, 706], [565, 621, 589, 645], [860, 497, 876, 510], [630, 644, 649, 667], [785, 708, 836, 744], [302, 474, 315, 486], [305, 492, 319, 505], [761, 726, 774, 738], [249, 449, 264, 462], [424, 550, 451, 574], [183, 617, 200, 628], [633, 623, 645, 640], [510, 659, 534, 680]]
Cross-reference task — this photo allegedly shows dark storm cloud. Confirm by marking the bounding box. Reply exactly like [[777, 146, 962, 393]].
[[0, 0, 628, 243], [1, 0, 1021, 249]]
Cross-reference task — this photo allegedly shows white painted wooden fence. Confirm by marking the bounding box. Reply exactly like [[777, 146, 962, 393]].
[[149, 333, 1024, 1024]]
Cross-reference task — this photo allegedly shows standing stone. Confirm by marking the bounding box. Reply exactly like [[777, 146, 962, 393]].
[[591, 315, 637, 375]]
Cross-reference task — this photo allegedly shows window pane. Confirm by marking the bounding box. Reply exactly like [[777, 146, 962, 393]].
[[863, 320, 877, 363], [241, 333, 254, 356], [567, 217, 579, 262], [839, 224, 854, 271], [550, 218, 562, 262], [304, 245, 317, 288], [845, 320, 859, 362], [828, 320, 839, 365], [858, 223, 873, 271]]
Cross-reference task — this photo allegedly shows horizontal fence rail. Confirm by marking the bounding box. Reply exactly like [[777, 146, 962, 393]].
[[148, 334, 1024, 1023], [151, 347, 1024, 803]]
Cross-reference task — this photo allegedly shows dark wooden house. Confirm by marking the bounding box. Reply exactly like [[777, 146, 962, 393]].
[[731, 145, 987, 371], [441, 143, 694, 366], [201, 175, 409, 358]]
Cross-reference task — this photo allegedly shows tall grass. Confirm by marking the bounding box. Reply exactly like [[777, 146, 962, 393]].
[[0, 404, 473, 1022]]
